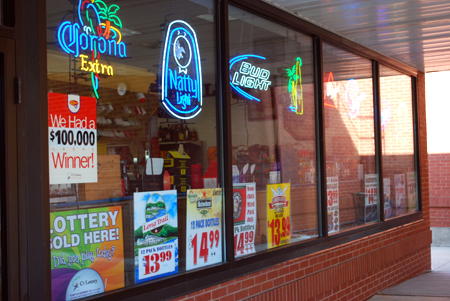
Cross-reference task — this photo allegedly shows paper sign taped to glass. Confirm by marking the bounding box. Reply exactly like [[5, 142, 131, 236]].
[[50, 206, 124, 301], [134, 190, 178, 284]]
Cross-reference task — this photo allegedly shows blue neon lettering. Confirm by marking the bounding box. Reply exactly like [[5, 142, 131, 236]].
[[57, 21, 127, 58], [240, 62, 251, 74], [249, 66, 261, 77], [98, 37, 107, 53]]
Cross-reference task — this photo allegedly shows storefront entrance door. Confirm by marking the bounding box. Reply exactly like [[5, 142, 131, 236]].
[[0, 37, 19, 301]]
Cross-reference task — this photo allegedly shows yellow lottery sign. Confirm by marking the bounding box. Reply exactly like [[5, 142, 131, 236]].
[[267, 183, 291, 249]]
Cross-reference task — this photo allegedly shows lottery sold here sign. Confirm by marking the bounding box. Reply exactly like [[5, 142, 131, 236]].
[[48, 93, 97, 184]]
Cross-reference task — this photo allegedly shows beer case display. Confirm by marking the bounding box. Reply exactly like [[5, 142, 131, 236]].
[[164, 151, 191, 193]]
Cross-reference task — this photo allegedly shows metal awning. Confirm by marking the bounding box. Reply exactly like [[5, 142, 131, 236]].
[[265, 0, 450, 73]]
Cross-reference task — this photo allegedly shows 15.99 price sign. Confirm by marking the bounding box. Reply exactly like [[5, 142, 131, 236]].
[[186, 189, 223, 271], [267, 183, 291, 249], [48, 93, 97, 184]]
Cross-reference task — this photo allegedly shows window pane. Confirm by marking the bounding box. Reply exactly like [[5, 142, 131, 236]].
[[47, 0, 223, 297], [228, 6, 318, 256], [380, 66, 417, 218], [322, 43, 378, 233]]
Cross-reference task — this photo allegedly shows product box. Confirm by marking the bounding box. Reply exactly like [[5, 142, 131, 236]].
[[171, 175, 191, 193], [164, 151, 191, 176]]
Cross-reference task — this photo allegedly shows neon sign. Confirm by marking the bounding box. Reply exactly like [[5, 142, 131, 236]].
[[286, 57, 303, 114], [324, 72, 338, 108], [57, 0, 125, 98], [229, 55, 272, 102], [345, 79, 366, 118], [161, 20, 202, 120]]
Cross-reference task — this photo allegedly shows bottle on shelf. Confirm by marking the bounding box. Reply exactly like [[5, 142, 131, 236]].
[[121, 160, 129, 196], [178, 121, 185, 141]]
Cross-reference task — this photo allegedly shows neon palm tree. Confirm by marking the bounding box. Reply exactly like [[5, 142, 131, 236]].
[[95, 0, 123, 40]]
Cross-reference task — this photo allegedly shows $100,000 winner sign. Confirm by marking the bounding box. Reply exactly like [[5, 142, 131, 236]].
[[134, 190, 178, 284], [50, 206, 124, 301], [48, 92, 97, 184], [186, 188, 223, 270], [267, 183, 291, 249]]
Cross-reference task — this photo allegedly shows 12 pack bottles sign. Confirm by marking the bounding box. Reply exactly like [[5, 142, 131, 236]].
[[186, 188, 223, 270], [267, 183, 291, 249], [50, 206, 124, 301], [134, 190, 178, 284], [48, 93, 97, 184]]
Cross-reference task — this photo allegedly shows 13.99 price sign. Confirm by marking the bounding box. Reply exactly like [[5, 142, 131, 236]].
[[267, 183, 291, 249], [186, 189, 223, 271], [138, 242, 176, 280], [48, 93, 97, 184]]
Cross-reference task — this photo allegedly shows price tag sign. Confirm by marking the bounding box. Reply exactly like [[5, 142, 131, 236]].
[[364, 174, 378, 223], [365, 174, 378, 206], [48, 93, 97, 184], [383, 178, 392, 218], [394, 174, 406, 215], [267, 183, 291, 249], [186, 189, 223, 271], [134, 190, 178, 284], [407, 172, 416, 212], [327, 176, 339, 233], [233, 183, 256, 257]]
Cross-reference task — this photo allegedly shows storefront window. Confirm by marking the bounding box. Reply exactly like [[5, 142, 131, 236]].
[[46, 0, 223, 299], [322, 43, 378, 233], [380, 66, 417, 218], [228, 6, 318, 256]]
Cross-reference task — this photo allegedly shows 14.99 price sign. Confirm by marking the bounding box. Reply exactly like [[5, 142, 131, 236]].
[[233, 183, 257, 257], [267, 183, 291, 249], [48, 93, 97, 184], [186, 189, 223, 271]]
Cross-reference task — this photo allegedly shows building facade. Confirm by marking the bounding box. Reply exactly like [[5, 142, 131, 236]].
[[0, 0, 430, 300]]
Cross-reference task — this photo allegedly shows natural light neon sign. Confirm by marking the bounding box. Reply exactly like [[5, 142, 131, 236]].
[[161, 20, 202, 120], [286, 57, 303, 114], [57, 0, 125, 98], [229, 55, 272, 102]]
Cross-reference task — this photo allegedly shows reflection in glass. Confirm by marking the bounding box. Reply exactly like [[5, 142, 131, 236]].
[[380, 66, 417, 218], [229, 5, 318, 256], [322, 43, 378, 233]]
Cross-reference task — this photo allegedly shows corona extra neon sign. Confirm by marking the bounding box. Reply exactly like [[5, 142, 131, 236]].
[[161, 20, 202, 120], [56, 0, 126, 98], [229, 55, 272, 102], [286, 57, 303, 114]]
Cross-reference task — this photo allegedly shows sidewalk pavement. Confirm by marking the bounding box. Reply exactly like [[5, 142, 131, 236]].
[[368, 247, 450, 301]]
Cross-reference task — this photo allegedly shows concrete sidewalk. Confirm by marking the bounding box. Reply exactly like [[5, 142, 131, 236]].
[[368, 247, 450, 301]]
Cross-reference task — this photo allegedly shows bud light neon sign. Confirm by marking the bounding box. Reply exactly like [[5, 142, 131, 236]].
[[229, 55, 272, 102], [161, 20, 202, 120]]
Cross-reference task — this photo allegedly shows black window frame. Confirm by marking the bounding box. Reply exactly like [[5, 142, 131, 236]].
[[15, 0, 423, 299]]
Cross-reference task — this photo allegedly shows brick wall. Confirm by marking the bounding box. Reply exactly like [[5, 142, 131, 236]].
[[425, 71, 450, 228], [170, 71, 430, 301]]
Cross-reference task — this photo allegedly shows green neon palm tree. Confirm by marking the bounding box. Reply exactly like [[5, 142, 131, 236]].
[[95, 0, 123, 39]]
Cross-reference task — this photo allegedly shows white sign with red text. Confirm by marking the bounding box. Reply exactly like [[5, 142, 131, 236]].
[[48, 93, 97, 184], [233, 183, 256, 258], [327, 176, 339, 233], [365, 174, 378, 222]]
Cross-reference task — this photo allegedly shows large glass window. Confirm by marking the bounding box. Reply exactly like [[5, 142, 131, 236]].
[[322, 43, 378, 233], [228, 6, 318, 256], [47, 0, 223, 299], [380, 66, 417, 218]]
